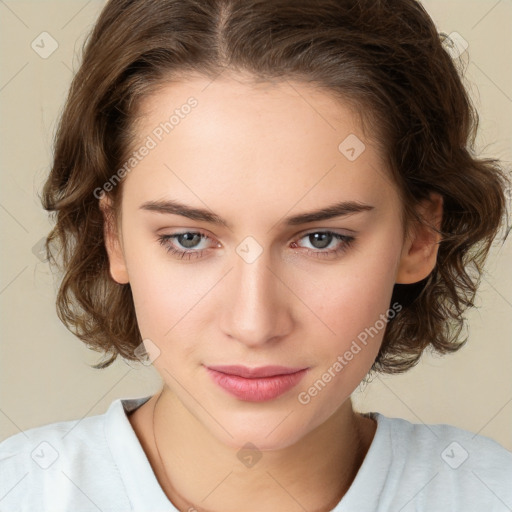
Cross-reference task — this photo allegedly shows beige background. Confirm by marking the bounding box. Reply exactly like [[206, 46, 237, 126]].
[[1, 0, 511, 451]]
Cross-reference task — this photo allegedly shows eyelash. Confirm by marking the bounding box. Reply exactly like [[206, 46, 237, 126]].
[[156, 230, 355, 260]]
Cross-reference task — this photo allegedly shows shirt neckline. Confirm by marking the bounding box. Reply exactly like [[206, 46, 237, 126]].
[[332, 410, 392, 509], [106, 395, 392, 511], [104, 394, 178, 511]]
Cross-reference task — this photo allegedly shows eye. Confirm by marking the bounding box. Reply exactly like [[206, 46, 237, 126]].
[[291, 231, 355, 259], [157, 230, 355, 260], [157, 231, 216, 260]]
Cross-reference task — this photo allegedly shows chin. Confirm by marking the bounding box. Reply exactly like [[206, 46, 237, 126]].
[[204, 408, 317, 452]]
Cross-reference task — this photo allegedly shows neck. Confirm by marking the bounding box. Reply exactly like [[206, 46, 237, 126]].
[[141, 387, 375, 512]]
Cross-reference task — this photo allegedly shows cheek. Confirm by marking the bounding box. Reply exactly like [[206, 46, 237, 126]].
[[121, 234, 203, 345], [127, 265, 206, 377], [298, 234, 401, 345], [293, 250, 400, 414], [292, 231, 401, 394]]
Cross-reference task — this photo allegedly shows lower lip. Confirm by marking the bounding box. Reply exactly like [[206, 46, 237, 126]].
[[206, 368, 308, 402]]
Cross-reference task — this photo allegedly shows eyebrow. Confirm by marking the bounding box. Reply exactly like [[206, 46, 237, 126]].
[[139, 199, 375, 229]]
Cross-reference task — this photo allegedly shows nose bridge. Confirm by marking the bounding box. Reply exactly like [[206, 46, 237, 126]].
[[220, 242, 290, 346]]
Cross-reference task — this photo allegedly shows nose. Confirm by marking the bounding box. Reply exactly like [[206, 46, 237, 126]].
[[219, 246, 293, 348]]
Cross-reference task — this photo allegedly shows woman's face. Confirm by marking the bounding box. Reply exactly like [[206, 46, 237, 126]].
[[107, 74, 407, 450]]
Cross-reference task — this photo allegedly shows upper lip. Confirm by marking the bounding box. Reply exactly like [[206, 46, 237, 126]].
[[206, 365, 307, 379]]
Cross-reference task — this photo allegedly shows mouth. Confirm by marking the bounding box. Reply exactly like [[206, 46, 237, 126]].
[[205, 365, 309, 402]]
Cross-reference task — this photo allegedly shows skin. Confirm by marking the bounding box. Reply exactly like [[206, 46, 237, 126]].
[[101, 73, 442, 512]]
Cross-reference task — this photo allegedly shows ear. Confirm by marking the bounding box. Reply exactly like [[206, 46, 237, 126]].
[[395, 193, 443, 284], [99, 195, 129, 284]]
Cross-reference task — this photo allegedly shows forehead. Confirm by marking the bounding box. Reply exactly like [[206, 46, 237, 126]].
[[123, 74, 398, 222], [135, 73, 368, 150]]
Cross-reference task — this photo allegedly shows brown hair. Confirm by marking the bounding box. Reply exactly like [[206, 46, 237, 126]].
[[41, 0, 508, 372]]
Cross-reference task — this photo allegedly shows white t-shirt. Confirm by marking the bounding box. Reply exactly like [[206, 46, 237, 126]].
[[1, 395, 511, 512]]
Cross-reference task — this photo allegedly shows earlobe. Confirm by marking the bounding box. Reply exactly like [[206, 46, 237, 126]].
[[395, 193, 443, 285], [99, 196, 129, 284]]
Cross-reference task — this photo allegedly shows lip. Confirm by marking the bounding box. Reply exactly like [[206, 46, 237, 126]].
[[205, 365, 309, 402], [207, 364, 307, 378]]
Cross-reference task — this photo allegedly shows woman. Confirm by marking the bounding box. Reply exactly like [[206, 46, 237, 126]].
[[1, 1, 510, 511]]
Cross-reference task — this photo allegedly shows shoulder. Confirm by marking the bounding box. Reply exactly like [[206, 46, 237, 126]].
[[0, 412, 104, 473], [375, 413, 512, 511], [0, 402, 130, 511], [1, 408, 104, 452], [0, 407, 109, 468], [382, 413, 512, 467]]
